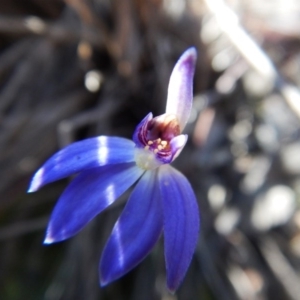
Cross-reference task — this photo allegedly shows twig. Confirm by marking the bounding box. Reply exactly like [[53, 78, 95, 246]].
[[203, 0, 300, 120]]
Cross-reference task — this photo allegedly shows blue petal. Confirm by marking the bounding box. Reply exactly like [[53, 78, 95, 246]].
[[158, 165, 200, 292], [44, 163, 144, 243], [100, 170, 163, 285], [28, 136, 135, 192]]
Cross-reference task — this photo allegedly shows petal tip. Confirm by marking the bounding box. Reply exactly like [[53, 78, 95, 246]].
[[99, 278, 109, 287], [28, 168, 44, 193], [165, 271, 184, 293], [27, 186, 35, 193], [179, 47, 197, 66], [186, 46, 197, 56], [43, 224, 58, 244], [43, 235, 55, 244], [167, 286, 177, 295], [147, 112, 153, 118]]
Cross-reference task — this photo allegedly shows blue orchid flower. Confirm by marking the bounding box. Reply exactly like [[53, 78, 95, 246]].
[[28, 48, 200, 292]]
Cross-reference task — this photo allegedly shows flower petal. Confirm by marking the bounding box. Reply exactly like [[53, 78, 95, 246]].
[[166, 47, 197, 131], [170, 134, 188, 162], [44, 163, 144, 243], [28, 136, 135, 192], [100, 170, 163, 285], [158, 165, 200, 292], [132, 112, 153, 147]]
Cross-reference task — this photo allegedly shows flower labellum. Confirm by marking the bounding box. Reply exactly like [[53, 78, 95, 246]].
[[28, 47, 200, 292]]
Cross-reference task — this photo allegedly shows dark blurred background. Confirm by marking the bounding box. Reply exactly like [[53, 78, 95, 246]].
[[1, 0, 300, 299]]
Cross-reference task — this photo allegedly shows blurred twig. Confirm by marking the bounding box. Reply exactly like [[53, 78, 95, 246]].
[[203, 0, 300, 120]]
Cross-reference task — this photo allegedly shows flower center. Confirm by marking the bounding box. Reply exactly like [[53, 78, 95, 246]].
[[147, 114, 180, 142], [144, 138, 169, 154], [134, 113, 181, 170]]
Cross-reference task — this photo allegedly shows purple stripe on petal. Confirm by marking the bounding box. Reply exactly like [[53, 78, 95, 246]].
[[158, 165, 200, 292], [166, 47, 197, 132], [100, 169, 163, 286], [28, 136, 135, 192], [132, 112, 153, 147], [44, 163, 144, 243]]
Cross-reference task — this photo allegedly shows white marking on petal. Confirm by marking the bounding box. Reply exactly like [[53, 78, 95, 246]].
[[97, 136, 109, 165], [114, 222, 124, 268], [44, 235, 54, 244], [44, 223, 55, 244], [105, 184, 116, 206], [134, 148, 163, 170], [44, 224, 69, 244], [28, 167, 44, 192]]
